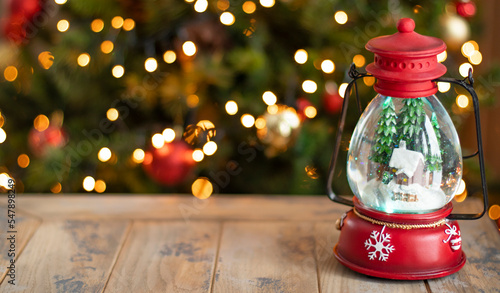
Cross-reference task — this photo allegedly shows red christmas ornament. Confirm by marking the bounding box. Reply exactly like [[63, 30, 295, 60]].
[[296, 97, 312, 121], [1, 0, 42, 44], [142, 141, 195, 186], [456, 0, 476, 18], [323, 92, 343, 114], [28, 125, 69, 157]]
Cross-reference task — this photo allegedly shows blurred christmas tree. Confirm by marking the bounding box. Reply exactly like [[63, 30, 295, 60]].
[[0, 0, 495, 196]]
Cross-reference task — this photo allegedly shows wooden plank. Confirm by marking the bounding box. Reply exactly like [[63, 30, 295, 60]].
[[0, 219, 130, 292], [104, 221, 220, 292], [213, 221, 319, 293], [0, 206, 41, 283], [426, 216, 500, 292], [313, 221, 427, 293], [17, 195, 345, 221]]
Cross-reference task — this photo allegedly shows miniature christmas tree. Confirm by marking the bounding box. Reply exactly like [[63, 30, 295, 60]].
[[369, 97, 397, 166], [397, 98, 426, 151], [426, 112, 443, 172]]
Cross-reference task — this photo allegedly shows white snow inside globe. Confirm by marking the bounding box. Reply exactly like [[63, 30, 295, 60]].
[[347, 94, 462, 214]]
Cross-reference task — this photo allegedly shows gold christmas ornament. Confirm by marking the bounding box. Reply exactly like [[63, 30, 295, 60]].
[[256, 104, 301, 157]]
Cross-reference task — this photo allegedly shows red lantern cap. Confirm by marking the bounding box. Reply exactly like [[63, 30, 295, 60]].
[[365, 18, 447, 98]]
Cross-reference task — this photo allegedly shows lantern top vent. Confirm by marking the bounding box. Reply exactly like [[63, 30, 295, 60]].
[[365, 18, 447, 98]]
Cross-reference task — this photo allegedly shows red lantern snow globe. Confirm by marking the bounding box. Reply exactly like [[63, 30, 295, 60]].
[[326, 18, 488, 280]]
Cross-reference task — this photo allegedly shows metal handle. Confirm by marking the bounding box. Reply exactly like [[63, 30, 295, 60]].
[[326, 64, 370, 207], [433, 69, 488, 220]]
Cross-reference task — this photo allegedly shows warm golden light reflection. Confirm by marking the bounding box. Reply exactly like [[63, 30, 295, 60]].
[[162, 128, 176, 143], [132, 148, 145, 163], [123, 18, 135, 31], [305, 165, 319, 179], [363, 76, 375, 86], [186, 94, 200, 108], [106, 108, 119, 121], [437, 82, 451, 93], [112, 65, 125, 78], [260, 0, 275, 8], [192, 149, 204, 162], [353, 54, 366, 67], [152, 133, 165, 149], [98, 147, 112, 162], [194, 0, 209, 13], [144, 58, 158, 72], [456, 94, 469, 109], [220, 12, 235, 26], [459, 63, 473, 77], [338, 83, 348, 98], [203, 141, 218, 155], [242, 1, 257, 14], [183, 41, 197, 56], [437, 51, 447, 63], [304, 106, 317, 119], [57, 19, 70, 32], [111, 16, 124, 29], [95, 180, 106, 193], [302, 80, 317, 93], [255, 117, 266, 129], [0, 128, 5, 144], [51, 182, 62, 193], [489, 204, 500, 220], [4, 66, 18, 82]]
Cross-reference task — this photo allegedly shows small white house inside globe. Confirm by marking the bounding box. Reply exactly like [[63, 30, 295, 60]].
[[347, 94, 462, 214]]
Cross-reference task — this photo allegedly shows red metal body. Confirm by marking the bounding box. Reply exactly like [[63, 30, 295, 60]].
[[334, 198, 465, 280]]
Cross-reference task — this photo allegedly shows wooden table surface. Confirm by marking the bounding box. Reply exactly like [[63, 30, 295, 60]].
[[0, 195, 498, 292]]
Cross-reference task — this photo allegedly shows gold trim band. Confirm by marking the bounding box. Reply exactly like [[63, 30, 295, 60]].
[[353, 208, 447, 230]]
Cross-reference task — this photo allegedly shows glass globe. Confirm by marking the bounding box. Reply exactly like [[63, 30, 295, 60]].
[[347, 94, 462, 214]]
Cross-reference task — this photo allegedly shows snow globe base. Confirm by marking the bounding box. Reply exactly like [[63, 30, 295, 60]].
[[333, 197, 466, 280]]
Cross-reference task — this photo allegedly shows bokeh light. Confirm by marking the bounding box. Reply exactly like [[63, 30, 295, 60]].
[[203, 141, 218, 155], [321, 60, 335, 73], [294, 49, 308, 64], [192, 149, 204, 162], [243, 1, 257, 14], [220, 12, 235, 26], [183, 41, 197, 56], [98, 147, 112, 162], [353, 54, 366, 67], [334, 11, 348, 24], [162, 128, 176, 143], [144, 58, 158, 72], [186, 94, 200, 108], [262, 91, 277, 105], [194, 0, 209, 13], [132, 149, 145, 163], [0, 128, 5, 144], [338, 83, 348, 98], [107, 108, 119, 121], [34, 114, 50, 131], [304, 106, 317, 119], [95, 180, 106, 193], [302, 80, 317, 93], [163, 50, 177, 63], [192, 177, 213, 199], [51, 182, 62, 193], [17, 154, 30, 168], [38, 51, 54, 69], [437, 82, 451, 93], [112, 65, 125, 78], [91, 19, 104, 32], [152, 133, 165, 148], [57, 19, 70, 32], [123, 18, 135, 31], [489, 205, 500, 220], [77, 53, 91, 67], [101, 40, 114, 54], [225, 100, 238, 115], [4, 66, 18, 82], [111, 16, 124, 29], [437, 51, 447, 63], [456, 94, 469, 109], [241, 114, 255, 128], [83, 176, 95, 192], [459, 62, 473, 77], [260, 0, 275, 8]]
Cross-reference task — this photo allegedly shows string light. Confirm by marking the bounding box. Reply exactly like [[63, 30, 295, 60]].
[[242, 1, 257, 14], [162, 128, 176, 143], [302, 80, 317, 93], [112, 65, 125, 78], [192, 149, 204, 162], [0, 128, 6, 144], [260, 0, 275, 8], [91, 19, 104, 32], [203, 141, 218, 156], [77, 53, 91, 67], [34, 114, 50, 131], [54, 0, 67, 4], [262, 91, 277, 105], [123, 18, 135, 31], [152, 133, 165, 149], [163, 50, 177, 63], [225, 100, 238, 115], [192, 177, 213, 199], [95, 180, 106, 193], [57, 19, 70, 32], [363, 76, 375, 86], [0, 173, 13, 189], [0, 113, 4, 127], [461, 42, 475, 57], [111, 16, 124, 29], [294, 49, 308, 64], [17, 154, 30, 168], [321, 60, 335, 73], [51, 182, 62, 193], [182, 41, 197, 56], [144, 58, 158, 72], [98, 147, 112, 162], [38, 51, 54, 69], [83, 176, 96, 192], [220, 12, 235, 26], [304, 106, 317, 119], [437, 51, 447, 63], [194, 0, 209, 13], [334, 11, 348, 24], [3, 66, 18, 82], [459, 63, 473, 77], [437, 82, 451, 93], [241, 114, 255, 128], [338, 83, 348, 98], [267, 104, 278, 114], [353, 54, 366, 67], [101, 40, 114, 54], [132, 149, 145, 163], [456, 95, 469, 108]]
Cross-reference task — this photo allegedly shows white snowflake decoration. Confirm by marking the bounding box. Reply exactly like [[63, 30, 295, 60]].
[[364, 226, 395, 261]]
